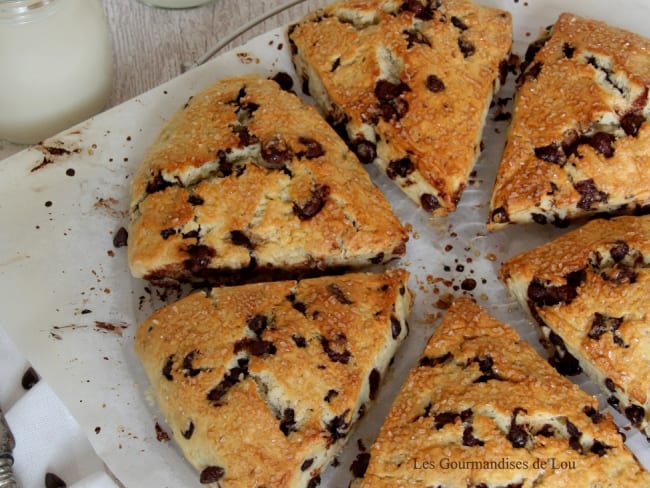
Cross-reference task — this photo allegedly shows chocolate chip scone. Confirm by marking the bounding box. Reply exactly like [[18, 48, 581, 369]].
[[358, 296, 650, 487], [128, 74, 407, 286], [288, 0, 512, 215], [489, 13, 650, 230], [500, 215, 650, 440], [134, 269, 412, 487]]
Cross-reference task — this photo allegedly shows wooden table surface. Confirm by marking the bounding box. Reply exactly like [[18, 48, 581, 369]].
[[103, 0, 329, 107]]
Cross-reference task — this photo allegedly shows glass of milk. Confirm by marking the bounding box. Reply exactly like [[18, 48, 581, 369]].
[[0, 0, 113, 145], [137, 0, 216, 8]]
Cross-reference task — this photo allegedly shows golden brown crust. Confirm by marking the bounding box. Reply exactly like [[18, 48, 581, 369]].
[[489, 13, 650, 229], [500, 215, 650, 440], [359, 296, 650, 487], [134, 269, 412, 487], [288, 0, 511, 215], [127, 74, 407, 285]]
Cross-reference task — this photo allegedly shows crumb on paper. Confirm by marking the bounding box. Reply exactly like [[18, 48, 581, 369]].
[[237, 51, 260, 64]]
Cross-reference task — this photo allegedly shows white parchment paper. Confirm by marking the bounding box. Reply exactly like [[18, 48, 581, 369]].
[[1, 1, 649, 486]]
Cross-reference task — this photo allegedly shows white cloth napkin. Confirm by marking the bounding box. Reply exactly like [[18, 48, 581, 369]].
[[0, 327, 121, 488]]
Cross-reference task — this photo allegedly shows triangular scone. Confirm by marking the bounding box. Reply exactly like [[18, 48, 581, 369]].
[[128, 74, 407, 286], [489, 13, 650, 230], [134, 269, 412, 487], [358, 297, 650, 487], [288, 0, 511, 215], [500, 215, 650, 440]]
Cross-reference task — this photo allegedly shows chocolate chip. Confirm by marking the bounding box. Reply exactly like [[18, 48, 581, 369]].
[[307, 475, 321, 488], [350, 452, 371, 478], [566, 420, 583, 453], [461, 278, 476, 291], [271, 71, 294, 91], [375, 80, 411, 121], [588, 313, 624, 346], [591, 440, 612, 456], [200, 466, 225, 484], [462, 425, 484, 446], [425, 74, 445, 93], [473, 355, 504, 383], [534, 143, 564, 164], [588, 313, 608, 340], [327, 410, 351, 442], [246, 314, 268, 336], [547, 336, 582, 376], [419, 351, 452, 367], [184, 244, 216, 273], [369, 368, 380, 401], [297, 137, 325, 159], [229, 230, 254, 250], [146, 172, 171, 194], [113, 227, 128, 248], [562, 42, 575, 58], [401, 0, 435, 20], [391, 316, 402, 339], [232, 125, 259, 146], [583, 405, 603, 424], [451, 16, 468, 30], [301, 458, 314, 472], [370, 252, 385, 264], [605, 378, 617, 393], [386, 157, 415, 179], [458, 38, 475, 58], [403, 29, 431, 48], [320, 335, 351, 364], [293, 184, 330, 220], [207, 360, 249, 405], [608, 395, 621, 412], [261, 136, 293, 167], [535, 424, 556, 437], [524, 61, 544, 84], [350, 138, 377, 164], [292, 334, 307, 348], [160, 228, 176, 240], [625, 404, 645, 425], [599, 263, 638, 285], [575, 179, 608, 210], [45, 472, 67, 488], [491, 206, 510, 224], [507, 408, 529, 448], [234, 337, 277, 357], [527, 269, 586, 307], [587, 132, 615, 158], [609, 241, 629, 262], [162, 355, 174, 381], [182, 420, 195, 439], [188, 194, 204, 205], [434, 411, 459, 430], [21, 366, 40, 390], [420, 193, 441, 212], [292, 301, 307, 315], [155, 422, 170, 442], [328, 283, 353, 304], [215, 149, 234, 177], [324, 389, 339, 403], [279, 408, 297, 436], [621, 112, 645, 137], [182, 349, 204, 377]]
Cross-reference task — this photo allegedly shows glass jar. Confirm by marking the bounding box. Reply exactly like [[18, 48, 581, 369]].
[[0, 0, 113, 145], [137, 0, 215, 8]]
